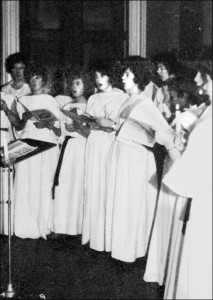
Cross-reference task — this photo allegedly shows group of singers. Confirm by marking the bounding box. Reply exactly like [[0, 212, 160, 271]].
[[0, 50, 212, 299]]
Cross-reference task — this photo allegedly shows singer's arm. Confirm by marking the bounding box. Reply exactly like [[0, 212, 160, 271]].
[[1, 99, 27, 131], [155, 130, 181, 162]]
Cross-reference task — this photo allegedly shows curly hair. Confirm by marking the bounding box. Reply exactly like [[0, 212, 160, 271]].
[[122, 56, 151, 91], [5, 52, 28, 74], [25, 62, 48, 85], [152, 50, 181, 76], [167, 76, 198, 107], [88, 59, 124, 89], [68, 67, 95, 100]]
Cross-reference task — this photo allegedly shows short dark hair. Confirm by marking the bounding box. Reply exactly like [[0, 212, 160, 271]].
[[25, 62, 48, 85], [5, 52, 28, 74], [122, 56, 151, 91], [89, 59, 121, 87], [167, 76, 198, 106]]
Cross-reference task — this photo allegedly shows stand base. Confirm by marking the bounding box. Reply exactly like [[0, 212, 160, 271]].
[[1, 284, 15, 299]]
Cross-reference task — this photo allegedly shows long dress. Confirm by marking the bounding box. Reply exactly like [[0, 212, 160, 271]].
[[14, 94, 61, 239], [163, 107, 212, 299], [143, 153, 187, 285], [53, 101, 87, 235], [0, 92, 16, 235], [105, 93, 171, 262], [82, 89, 128, 251]]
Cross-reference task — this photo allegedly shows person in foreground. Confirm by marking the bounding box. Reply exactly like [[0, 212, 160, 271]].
[[156, 56, 212, 299]]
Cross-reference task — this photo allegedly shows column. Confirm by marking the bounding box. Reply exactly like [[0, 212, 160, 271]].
[[1, 0, 20, 85], [128, 0, 147, 57]]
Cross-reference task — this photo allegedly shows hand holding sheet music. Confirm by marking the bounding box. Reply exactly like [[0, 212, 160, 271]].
[[118, 97, 172, 147], [60, 108, 97, 127]]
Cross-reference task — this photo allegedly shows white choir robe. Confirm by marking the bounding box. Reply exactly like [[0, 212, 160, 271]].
[[14, 94, 61, 239], [53, 101, 87, 235], [143, 153, 187, 285], [105, 93, 171, 262], [82, 89, 128, 251], [163, 109, 212, 300]]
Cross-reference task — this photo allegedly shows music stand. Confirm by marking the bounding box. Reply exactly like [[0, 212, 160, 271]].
[[0, 138, 57, 298]]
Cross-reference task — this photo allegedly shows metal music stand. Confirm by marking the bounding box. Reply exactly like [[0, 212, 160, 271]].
[[0, 138, 57, 298]]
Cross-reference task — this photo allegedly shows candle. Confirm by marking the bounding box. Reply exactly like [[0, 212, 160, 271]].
[[3, 132, 9, 161], [175, 104, 181, 132]]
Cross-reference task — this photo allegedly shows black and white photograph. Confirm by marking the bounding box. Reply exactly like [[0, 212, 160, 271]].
[[0, 1, 212, 299]]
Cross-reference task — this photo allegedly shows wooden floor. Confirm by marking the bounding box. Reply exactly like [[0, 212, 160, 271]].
[[0, 234, 164, 299]]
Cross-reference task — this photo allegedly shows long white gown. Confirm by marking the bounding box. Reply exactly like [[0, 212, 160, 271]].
[[14, 94, 61, 239], [105, 93, 171, 262], [143, 153, 187, 285], [163, 107, 212, 299], [82, 89, 128, 251], [0, 92, 16, 235], [53, 101, 87, 235]]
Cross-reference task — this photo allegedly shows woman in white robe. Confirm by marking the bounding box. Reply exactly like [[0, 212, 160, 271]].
[[81, 61, 128, 251], [151, 59, 212, 299], [14, 66, 61, 239], [53, 70, 94, 235], [143, 76, 197, 285], [104, 56, 172, 263]]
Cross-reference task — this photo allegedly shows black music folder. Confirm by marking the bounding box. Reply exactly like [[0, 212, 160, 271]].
[[0, 138, 57, 167]]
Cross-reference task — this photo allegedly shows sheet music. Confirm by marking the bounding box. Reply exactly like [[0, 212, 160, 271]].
[[29, 109, 59, 121], [118, 96, 171, 147], [60, 109, 96, 125], [7, 140, 37, 161], [118, 118, 156, 147], [129, 97, 171, 133]]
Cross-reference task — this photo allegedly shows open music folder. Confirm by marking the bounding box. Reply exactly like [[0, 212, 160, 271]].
[[0, 138, 57, 167]]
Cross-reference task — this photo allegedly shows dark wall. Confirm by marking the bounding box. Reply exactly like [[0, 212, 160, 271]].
[[20, 0, 126, 72], [146, 0, 212, 61]]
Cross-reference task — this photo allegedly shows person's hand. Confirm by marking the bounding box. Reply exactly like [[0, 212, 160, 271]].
[[34, 120, 47, 129], [0, 99, 8, 111], [65, 122, 76, 132], [96, 117, 113, 128], [154, 130, 175, 149], [45, 119, 55, 130], [90, 123, 101, 131], [174, 130, 188, 152], [22, 111, 32, 122]]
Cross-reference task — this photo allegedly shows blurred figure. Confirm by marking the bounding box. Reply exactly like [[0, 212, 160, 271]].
[[152, 50, 183, 121], [143, 76, 196, 286], [153, 53, 212, 299]]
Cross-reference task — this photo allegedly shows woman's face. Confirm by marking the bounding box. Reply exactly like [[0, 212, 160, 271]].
[[71, 78, 84, 98], [95, 72, 111, 92], [10, 62, 25, 82], [29, 75, 44, 94], [122, 68, 136, 92], [156, 63, 170, 82]]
